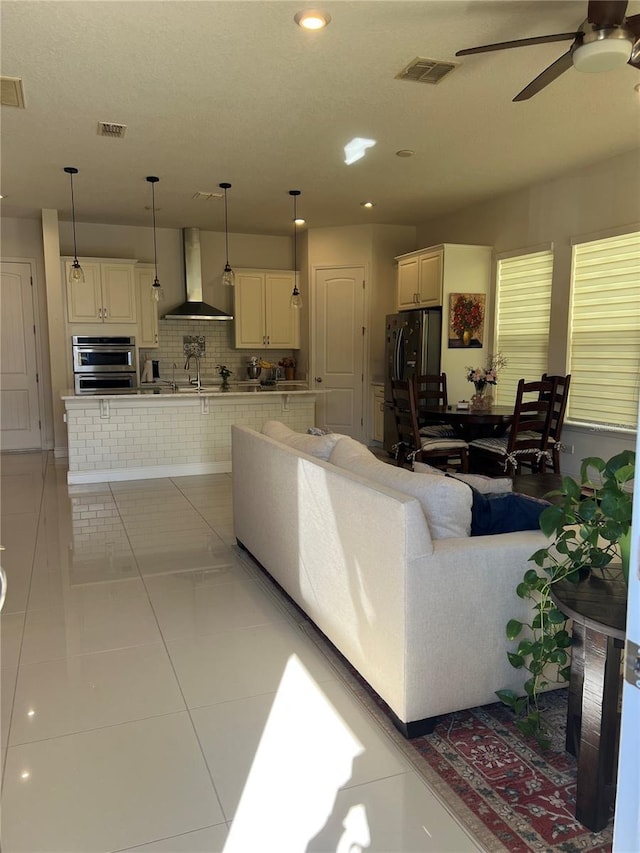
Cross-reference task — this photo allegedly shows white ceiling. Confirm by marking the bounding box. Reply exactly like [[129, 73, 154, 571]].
[[1, 0, 639, 236]]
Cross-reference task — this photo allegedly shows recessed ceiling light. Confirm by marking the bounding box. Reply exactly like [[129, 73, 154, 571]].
[[360, 201, 375, 208], [344, 137, 376, 165], [396, 149, 415, 158], [294, 10, 331, 30]]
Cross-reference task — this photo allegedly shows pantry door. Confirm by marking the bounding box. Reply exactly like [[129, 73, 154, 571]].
[[0, 262, 42, 450], [313, 266, 365, 440]]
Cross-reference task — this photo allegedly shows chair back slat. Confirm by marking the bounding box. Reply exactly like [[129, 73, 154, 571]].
[[414, 373, 448, 411], [507, 378, 554, 456], [390, 378, 421, 465]]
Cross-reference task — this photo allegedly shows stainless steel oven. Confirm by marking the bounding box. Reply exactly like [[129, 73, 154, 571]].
[[71, 335, 137, 394]]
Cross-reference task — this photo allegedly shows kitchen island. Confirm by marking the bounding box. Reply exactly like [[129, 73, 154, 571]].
[[62, 383, 323, 484]]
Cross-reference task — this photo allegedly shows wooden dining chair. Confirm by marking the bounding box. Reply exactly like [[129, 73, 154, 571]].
[[390, 378, 469, 471], [539, 374, 571, 474], [414, 373, 457, 439], [468, 378, 554, 475]]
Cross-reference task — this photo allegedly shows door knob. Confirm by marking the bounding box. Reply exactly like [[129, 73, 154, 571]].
[[315, 377, 323, 383]]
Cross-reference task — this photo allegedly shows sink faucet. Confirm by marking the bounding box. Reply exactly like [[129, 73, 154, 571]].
[[184, 353, 201, 390]]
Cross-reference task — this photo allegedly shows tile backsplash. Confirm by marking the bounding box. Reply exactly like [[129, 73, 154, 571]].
[[139, 320, 298, 383]]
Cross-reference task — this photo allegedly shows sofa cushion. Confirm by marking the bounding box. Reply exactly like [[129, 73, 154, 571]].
[[330, 437, 471, 539], [413, 461, 513, 494], [261, 420, 342, 460]]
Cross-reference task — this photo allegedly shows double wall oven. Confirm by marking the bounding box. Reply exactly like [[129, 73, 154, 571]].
[[72, 335, 137, 394]]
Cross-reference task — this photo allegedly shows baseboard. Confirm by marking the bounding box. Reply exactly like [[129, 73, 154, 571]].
[[67, 460, 232, 484]]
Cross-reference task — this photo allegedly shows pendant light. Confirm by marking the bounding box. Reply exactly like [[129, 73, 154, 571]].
[[289, 190, 302, 309], [63, 167, 84, 283], [146, 176, 162, 302], [219, 182, 235, 287]]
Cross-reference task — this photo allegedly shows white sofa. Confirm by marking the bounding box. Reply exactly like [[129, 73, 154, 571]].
[[232, 422, 549, 737]]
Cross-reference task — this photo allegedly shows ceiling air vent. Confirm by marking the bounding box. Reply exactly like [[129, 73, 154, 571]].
[[1, 76, 25, 108], [192, 191, 224, 201], [396, 57, 458, 84], [97, 121, 127, 138]]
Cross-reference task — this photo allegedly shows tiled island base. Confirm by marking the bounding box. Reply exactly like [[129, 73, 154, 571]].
[[63, 392, 317, 484]]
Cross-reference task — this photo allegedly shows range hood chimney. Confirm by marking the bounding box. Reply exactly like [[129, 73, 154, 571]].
[[163, 228, 233, 320]]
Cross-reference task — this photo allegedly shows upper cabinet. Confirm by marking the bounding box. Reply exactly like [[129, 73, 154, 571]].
[[395, 244, 492, 311], [233, 269, 300, 349], [64, 259, 137, 323], [397, 249, 443, 309], [134, 265, 159, 348]]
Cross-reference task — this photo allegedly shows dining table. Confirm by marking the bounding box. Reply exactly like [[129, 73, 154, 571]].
[[418, 404, 517, 441]]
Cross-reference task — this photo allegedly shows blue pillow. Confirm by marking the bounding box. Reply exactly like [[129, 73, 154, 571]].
[[469, 487, 550, 536]]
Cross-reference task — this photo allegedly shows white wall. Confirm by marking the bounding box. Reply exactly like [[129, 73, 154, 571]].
[[415, 148, 640, 475]]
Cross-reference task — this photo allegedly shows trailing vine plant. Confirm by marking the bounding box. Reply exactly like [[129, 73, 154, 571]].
[[497, 450, 635, 747]]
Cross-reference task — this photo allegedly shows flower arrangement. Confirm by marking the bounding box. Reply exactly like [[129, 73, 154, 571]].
[[216, 363, 232, 390], [452, 294, 484, 341], [466, 352, 507, 388], [278, 356, 296, 368]]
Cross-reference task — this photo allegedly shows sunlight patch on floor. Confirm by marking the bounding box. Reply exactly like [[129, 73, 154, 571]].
[[224, 654, 369, 851]]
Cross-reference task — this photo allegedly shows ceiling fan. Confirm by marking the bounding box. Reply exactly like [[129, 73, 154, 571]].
[[456, 0, 640, 101]]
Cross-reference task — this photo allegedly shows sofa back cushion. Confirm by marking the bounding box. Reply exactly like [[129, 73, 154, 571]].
[[413, 461, 513, 494], [261, 420, 343, 460], [329, 437, 471, 539]]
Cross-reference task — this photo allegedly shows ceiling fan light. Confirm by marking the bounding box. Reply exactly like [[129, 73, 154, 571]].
[[572, 37, 631, 72]]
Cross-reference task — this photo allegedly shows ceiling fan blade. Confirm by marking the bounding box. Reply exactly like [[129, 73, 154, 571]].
[[588, 0, 628, 27], [513, 48, 575, 101], [456, 32, 580, 56]]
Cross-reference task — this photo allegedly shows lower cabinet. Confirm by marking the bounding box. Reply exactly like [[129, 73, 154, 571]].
[[372, 384, 385, 443]]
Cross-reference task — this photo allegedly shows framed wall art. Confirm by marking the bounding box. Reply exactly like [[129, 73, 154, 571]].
[[448, 292, 485, 348]]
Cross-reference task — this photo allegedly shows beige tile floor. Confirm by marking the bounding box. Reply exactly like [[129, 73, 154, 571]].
[[0, 451, 483, 853]]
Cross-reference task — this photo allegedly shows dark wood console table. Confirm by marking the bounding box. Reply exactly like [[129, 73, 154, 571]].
[[550, 567, 627, 831]]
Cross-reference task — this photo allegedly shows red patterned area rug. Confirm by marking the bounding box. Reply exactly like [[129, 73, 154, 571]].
[[300, 620, 614, 853]]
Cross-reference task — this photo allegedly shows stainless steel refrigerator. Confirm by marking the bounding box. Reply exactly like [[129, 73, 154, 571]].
[[384, 309, 442, 453]]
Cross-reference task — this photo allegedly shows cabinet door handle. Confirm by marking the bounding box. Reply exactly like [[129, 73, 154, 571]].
[[98, 308, 103, 319], [103, 308, 108, 319]]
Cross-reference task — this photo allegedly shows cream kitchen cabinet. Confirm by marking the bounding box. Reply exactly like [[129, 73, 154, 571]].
[[396, 249, 443, 309], [395, 244, 492, 312], [371, 384, 385, 443], [233, 269, 300, 349], [64, 258, 137, 324], [134, 265, 159, 348]]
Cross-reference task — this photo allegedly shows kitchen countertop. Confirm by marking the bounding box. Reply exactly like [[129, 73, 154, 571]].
[[61, 381, 322, 400]]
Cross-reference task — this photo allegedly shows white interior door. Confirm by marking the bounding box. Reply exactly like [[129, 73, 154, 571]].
[[0, 262, 41, 450], [313, 267, 365, 440]]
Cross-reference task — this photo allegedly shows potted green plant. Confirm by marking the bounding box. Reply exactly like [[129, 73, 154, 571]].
[[216, 363, 232, 391], [497, 449, 634, 745]]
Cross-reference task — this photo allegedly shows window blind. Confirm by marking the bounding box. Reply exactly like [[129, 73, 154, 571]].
[[494, 250, 553, 405], [568, 231, 640, 429]]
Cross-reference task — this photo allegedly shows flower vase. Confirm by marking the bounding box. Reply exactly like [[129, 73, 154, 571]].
[[221, 377, 230, 392], [471, 380, 490, 411], [284, 367, 295, 381], [462, 330, 472, 346]]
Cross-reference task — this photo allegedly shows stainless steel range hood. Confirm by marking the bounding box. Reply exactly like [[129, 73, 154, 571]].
[[163, 227, 233, 320]]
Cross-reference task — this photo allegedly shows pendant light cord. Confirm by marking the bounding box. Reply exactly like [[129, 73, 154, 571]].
[[224, 187, 230, 266], [69, 171, 79, 263], [151, 181, 159, 282], [293, 194, 297, 274]]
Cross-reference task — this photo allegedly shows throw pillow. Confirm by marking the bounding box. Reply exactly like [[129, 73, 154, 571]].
[[470, 487, 550, 536], [330, 438, 471, 539], [261, 420, 342, 460]]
